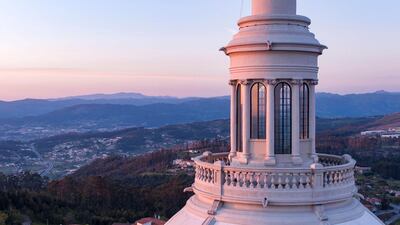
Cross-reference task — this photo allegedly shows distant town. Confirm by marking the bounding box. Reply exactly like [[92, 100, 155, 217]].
[[361, 127, 400, 138]]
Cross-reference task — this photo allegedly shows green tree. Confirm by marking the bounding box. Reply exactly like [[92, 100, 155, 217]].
[[0, 211, 8, 225]]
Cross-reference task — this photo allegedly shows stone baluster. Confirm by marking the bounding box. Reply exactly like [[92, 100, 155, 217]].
[[249, 172, 255, 188], [256, 173, 262, 188], [270, 175, 276, 189]]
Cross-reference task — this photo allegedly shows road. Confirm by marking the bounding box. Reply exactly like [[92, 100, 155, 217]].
[[27, 144, 54, 177]]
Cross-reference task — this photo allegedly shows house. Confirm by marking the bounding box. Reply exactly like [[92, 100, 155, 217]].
[[366, 197, 382, 207], [355, 166, 372, 174], [135, 217, 165, 225], [388, 190, 400, 197], [360, 130, 385, 136]]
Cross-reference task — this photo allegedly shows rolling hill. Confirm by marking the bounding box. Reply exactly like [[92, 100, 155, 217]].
[[1, 91, 399, 120]]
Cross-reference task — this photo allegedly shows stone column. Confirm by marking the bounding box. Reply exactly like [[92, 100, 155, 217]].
[[229, 80, 237, 160], [265, 80, 276, 165], [309, 80, 317, 157], [241, 80, 251, 164], [291, 80, 302, 164]]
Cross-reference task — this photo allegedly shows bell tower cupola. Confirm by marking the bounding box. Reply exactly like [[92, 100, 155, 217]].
[[166, 1, 384, 224], [223, 0, 327, 166]]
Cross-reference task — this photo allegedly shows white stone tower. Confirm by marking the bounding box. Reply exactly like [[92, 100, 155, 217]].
[[166, 0, 384, 224]]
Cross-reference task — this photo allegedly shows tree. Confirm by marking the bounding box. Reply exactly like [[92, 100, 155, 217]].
[[0, 212, 8, 225]]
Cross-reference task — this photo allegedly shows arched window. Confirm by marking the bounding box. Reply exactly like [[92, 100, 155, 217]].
[[300, 83, 310, 139], [274, 82, 292, 154], [251, 82, 266, 139], [236, 84, 243, 152]]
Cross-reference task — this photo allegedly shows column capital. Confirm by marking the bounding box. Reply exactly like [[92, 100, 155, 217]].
[[266, 79, 277, 85], [239, 79, 251, 85], [310, 79, 319, 85], [303, 79, 319, 85], [267, 79, 304, 85], [289, 79, 302, 85], [229, 80, 238, 86]]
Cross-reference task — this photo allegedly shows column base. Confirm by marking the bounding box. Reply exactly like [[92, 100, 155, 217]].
[[292, 155, 303, 165], [264, 157, 276, 166], [311, 154, 319, 163], [228, 152, 237, 161], [239, 154, 250, 164]]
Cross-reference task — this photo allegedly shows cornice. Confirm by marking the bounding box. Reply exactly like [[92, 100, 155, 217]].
[[233, 79, 319, 86]]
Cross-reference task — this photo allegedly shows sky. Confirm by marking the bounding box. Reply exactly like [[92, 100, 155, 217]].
[[0, 0, 399, 101]]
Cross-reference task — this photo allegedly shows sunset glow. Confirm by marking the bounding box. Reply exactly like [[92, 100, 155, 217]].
[[1, 0, 399, 101]]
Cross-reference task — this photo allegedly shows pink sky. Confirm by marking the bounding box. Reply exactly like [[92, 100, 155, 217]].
[[1, 0, 399, 101], [0, 69, 229, 100]]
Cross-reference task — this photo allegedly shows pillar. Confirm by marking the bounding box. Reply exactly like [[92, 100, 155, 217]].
[[229, 80, 237, 160], [309, 80, 317, 157], [291, 80, 302, 164], [265, 80, 276, 165], [241, 80, 251, 164]]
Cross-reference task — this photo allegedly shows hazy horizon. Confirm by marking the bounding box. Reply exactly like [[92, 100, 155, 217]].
[[1, 0, 400, 100], [1, 89, 399, 102]]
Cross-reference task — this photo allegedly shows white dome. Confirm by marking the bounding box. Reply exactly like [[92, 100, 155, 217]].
[[167, 196, 383, 225]]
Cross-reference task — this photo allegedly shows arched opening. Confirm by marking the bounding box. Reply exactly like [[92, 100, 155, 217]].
[[300, 83, 310, 139], [236, 84, 243, 152], [250, 82, 266, 139], [274, 82, 292, 154]]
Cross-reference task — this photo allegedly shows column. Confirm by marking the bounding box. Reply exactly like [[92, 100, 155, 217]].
[[309, 81, 317, 157], [229, 80, 237, 160], [291, 80, 302, 164], [265, 80, 276, 165], [241, 80, 251, 164]]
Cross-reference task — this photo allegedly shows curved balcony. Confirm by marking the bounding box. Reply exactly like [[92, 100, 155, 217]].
[[193, 152, 356, 206]]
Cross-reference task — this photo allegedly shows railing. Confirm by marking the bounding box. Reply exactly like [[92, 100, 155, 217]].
[[193, 152, 356, 206]]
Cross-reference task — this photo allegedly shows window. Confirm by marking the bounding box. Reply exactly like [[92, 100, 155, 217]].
[[236, 84, 243, 152], [251, 82, 266, 139], [300, 83, 310, 139], [274, 82, 292, 154]]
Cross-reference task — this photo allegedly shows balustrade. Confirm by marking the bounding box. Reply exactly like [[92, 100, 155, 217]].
[[193, 152, 356, 205]]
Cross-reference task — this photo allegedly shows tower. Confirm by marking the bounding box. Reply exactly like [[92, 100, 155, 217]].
[[166, 0, 384, 224]]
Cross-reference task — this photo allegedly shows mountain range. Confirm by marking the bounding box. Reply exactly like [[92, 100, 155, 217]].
[[0, 92, 204, 119], [1, 91, 399, 119], [0, 91, 399, 141]]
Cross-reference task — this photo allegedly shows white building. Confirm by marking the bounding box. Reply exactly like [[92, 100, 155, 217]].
[[360, 130, 385, 136], [166, 0, 383, 224]]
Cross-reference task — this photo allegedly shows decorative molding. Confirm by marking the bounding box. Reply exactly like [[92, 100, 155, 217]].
[[266, 79, 278, 85], [201, 216, 216, 225], [314, 205, 328, 222], [289, 79, 302, 85], [310, 80, 319, 85], [219, 47, 227, 55], [183, 186, 194, 193], [262, 197, 269, 208], [266, 41, 273, 51], [239, 79, 251, 85], [230, 65, 319, 74], [207, 200, 223, 216], [229, 80, 237, 86]]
